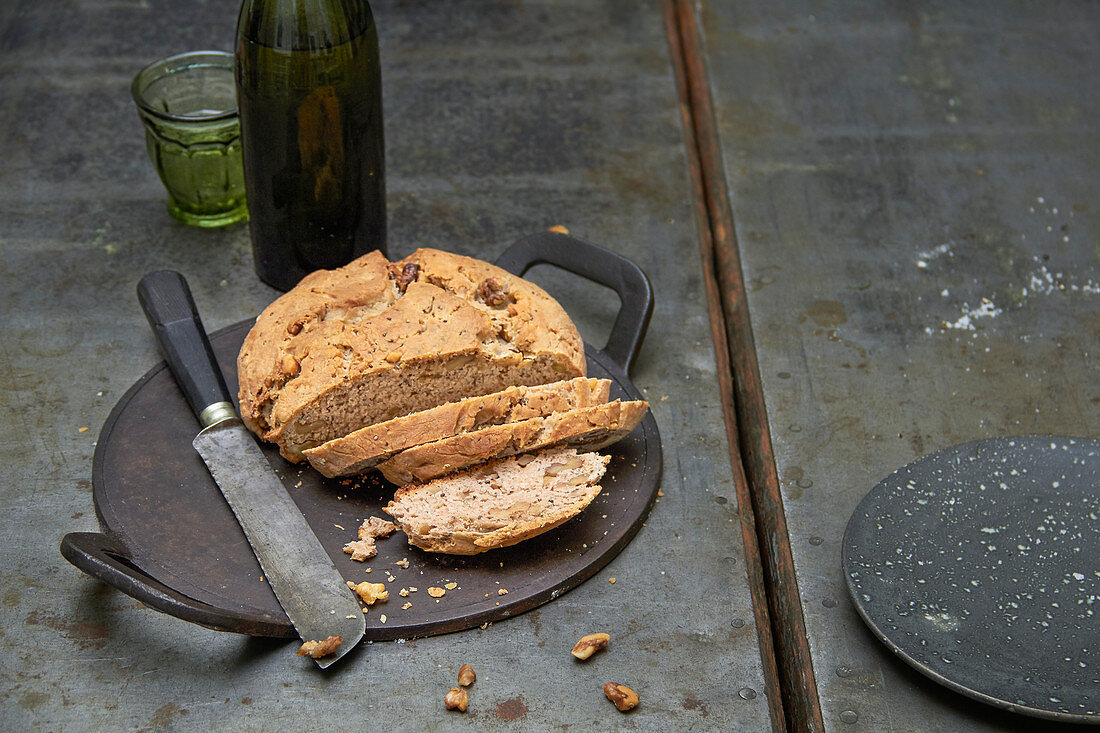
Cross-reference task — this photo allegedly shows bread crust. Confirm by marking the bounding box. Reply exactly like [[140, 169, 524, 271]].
[[303, 378, 611, 478], [376, 399, 647, 485], [236, 249, 586, 461]]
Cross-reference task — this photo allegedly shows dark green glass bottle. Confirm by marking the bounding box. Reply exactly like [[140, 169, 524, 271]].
[[235, 0, 386, 291]]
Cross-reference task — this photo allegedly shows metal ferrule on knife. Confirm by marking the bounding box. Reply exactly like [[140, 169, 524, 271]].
[[199, 401, 237, 428]]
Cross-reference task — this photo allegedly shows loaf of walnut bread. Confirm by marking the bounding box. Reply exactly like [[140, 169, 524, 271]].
[[237, 249, 587, 462], [303, 378, 611, 478], [385, 448, 610, 555]]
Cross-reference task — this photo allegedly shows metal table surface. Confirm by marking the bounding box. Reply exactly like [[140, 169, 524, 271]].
[[0, 0, 773, 730], [691, 0, 1098, 730]]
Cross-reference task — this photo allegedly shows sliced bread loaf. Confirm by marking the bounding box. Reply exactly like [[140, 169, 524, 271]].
[[376, 399, 647, 485], [237, 249, 587, 462], [303, 378, 611, 478], [385, 447, 610, 555]]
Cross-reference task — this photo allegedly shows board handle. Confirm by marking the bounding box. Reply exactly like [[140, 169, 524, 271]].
[[60, 532, 295, 638], [495, 232, 654, 374]]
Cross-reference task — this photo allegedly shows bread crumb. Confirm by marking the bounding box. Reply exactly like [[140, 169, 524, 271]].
[[400, 588, 410, 597], [444, 582, 458, 590], [359, 516, 398, 540], [408, 586, 418, 592], [78, 427, 89, 433], [380, 614, 387, 623], [396, 558, 410, 569], [428, 587, 445, 598], [548, 224, 569, 235], [609, 578, 616, 584], [343, 539, 377, 562], [498, 588, 508, 596], [402, 602, 412, 610], [297, 635, 341, 658], [344, 516, 398, 562]]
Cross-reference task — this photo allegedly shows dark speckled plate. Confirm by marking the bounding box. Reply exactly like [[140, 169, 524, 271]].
[[843, 436, 1100, 724]]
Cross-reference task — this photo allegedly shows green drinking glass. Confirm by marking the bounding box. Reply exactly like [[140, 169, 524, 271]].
[[132, 51, 247, 227]]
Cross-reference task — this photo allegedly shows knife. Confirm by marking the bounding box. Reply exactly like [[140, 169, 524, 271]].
[[137, 270, 365, 668]]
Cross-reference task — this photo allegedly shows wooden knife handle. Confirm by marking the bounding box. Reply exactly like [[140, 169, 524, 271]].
[[137, 270, 234, 424]]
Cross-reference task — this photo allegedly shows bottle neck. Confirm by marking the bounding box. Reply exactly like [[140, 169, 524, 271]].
[[236, 0, 374, 50]]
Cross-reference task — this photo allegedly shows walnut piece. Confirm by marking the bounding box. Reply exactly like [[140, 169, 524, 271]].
[[444, 686, 468, 712], [388, 262, 421, 292], [603, 682, 639, 712], [347, 580, 388, 605], [279, 354, 300, 377], [458, 664, 476, 687], [297, 635, 342, 658], [544, 461, 568, 477], [571, 633, 610, 661], [475, 277, 510, 306]]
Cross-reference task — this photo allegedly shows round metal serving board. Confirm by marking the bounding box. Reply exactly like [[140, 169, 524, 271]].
[[843, 436, 1100, 724], [82, 320, 661, 639]]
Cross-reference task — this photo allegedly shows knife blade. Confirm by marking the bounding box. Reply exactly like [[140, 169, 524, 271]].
[[137, 270, 364, 668]]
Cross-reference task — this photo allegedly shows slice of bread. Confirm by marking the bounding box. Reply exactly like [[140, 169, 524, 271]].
[[376, 399, 647, 485], [385, 448, 610, 555], [237, 249, 586, 462], [303, 378, 612, 478]]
